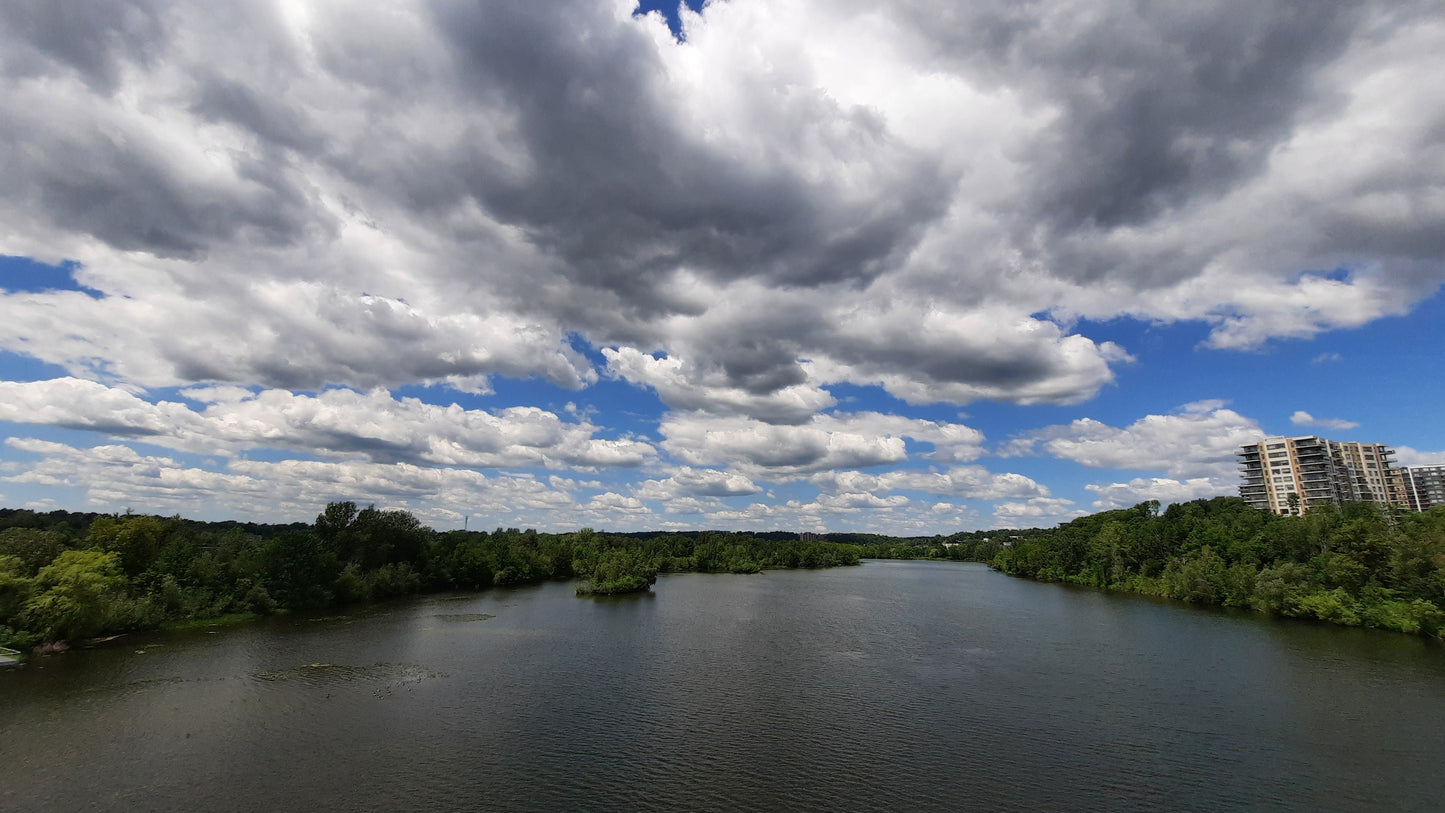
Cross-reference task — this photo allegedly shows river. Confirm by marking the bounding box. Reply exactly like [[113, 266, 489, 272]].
[[3, 560, 1443, 811]]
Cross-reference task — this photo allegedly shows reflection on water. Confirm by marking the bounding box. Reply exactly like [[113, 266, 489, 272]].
[[3, 561, 1443, 812]]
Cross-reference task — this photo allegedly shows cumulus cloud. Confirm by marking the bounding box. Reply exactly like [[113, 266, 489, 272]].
[[660, 411, 986, 476], [1004, 402, 1263, 479], [634, 467, 763, 501], [992, 498, 1086, 529], [585, 492, 650, 515], [1085, 477, 1232, 511], [2, 0, 1443, 531], [0, 377, 205, 436], [1394, 447, 1445, 467], [0, 378, 655, 470], [2, 0, 1436, 410], [810, 466, 1048, 500], [1290, 410, 1360, 431], [3, 437, 579, 529], [604, 347, 835, 424], [694, 492, 974, 536], [0, 283, 595, 392]]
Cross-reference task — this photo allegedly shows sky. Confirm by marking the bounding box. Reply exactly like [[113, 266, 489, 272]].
[[1, 0, 1443, 535]]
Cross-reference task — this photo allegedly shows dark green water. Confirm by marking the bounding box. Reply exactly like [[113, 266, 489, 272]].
[[3, 560, 1444, 811]]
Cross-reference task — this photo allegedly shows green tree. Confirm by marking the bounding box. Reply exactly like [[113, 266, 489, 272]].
[[23, 550, 127, 642], [577, 548, 658, 595], [0, 554, 35, 630], [261, 531, 338, 609], [87, 514, 172, 577], [0, 528, 68, 576]]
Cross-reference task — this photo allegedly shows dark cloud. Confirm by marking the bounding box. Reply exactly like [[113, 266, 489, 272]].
[[0, 100, 327, 260], [424, 0, 952, 307], [1022, 4, 1360, 232], [190, 73, 326, 154], [894, 1, 1361, 228], [0, 0, 167, 93]]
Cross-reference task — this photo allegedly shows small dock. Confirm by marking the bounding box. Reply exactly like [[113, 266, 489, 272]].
[[0, 646, 21, 668]]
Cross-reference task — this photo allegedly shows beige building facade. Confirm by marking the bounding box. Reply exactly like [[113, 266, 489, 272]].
[[1238, 436, 1408, 515]]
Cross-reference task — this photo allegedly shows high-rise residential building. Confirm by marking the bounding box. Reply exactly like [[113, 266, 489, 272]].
[[1237, 436, 1408, 515], [1402, 465, 1445, 512]]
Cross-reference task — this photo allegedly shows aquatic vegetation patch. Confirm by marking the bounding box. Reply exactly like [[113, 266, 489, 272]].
[[251, 661, 444, 689], [429, 613, 494, 622]]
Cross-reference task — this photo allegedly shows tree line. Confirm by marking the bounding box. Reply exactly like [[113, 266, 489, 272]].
[[991, 497, 1445, 636], [9, 495, 1440, 650], [0, 503, 862, 649]]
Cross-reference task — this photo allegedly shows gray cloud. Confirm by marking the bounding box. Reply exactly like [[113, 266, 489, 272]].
[[423, 1, 953, 309], [190, 72, 326, 154], [659, 411, 985, 477], [0, 3, 330, 260], [1023, 4, 1359, 234], [0, 0, 168, 94], [882, 1, 1360, 228], [0, 0, 1441, 414]]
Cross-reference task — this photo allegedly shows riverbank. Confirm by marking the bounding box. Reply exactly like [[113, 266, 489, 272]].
[[991, 496, 1445, 638], [1, 503, 865, 650]]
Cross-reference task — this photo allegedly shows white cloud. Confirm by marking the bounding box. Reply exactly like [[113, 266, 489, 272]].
[[0, 378, 655, 470], [1290, 410, 1360, 431], [1003, 404, 1263, 479], [585, 492, 650, 515], [0, 377, 206, 436], [992, 498, 1086, 529], [634, 467, 763, 500], [3, 436, 585, 530], [0, 283, 595, 392], [1394, 446, 1445, 467], [810, 466, 1049, 500], [660, 411, 985, 476], [1085, 477, 1232, 511]]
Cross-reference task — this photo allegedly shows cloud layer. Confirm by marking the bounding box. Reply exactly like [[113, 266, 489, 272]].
[[3, 0, 1440, 407], [2, 1, 1441, 529]]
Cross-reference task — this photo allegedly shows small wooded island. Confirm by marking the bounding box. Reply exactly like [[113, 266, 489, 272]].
[[3, 496, 1444, 656]]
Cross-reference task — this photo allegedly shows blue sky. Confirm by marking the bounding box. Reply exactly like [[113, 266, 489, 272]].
[[1, 1, 1442, 533]]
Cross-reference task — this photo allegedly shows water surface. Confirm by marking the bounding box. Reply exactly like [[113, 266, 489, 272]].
[[3, 561, 1443, 811]]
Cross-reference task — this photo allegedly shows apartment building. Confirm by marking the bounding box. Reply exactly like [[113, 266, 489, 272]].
[[1237, 436, 1407, 515], [1402, 465, 1445, 512]]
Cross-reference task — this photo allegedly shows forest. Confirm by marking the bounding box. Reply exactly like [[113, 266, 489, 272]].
[[6, 495, 1444, 651], [0, 503, 862, 649], [991, 497, 1445, 636]]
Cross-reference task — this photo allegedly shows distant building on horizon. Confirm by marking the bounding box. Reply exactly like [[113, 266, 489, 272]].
[[1237, 436, 1408, 515], [1402, 464, 1445, 512]]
